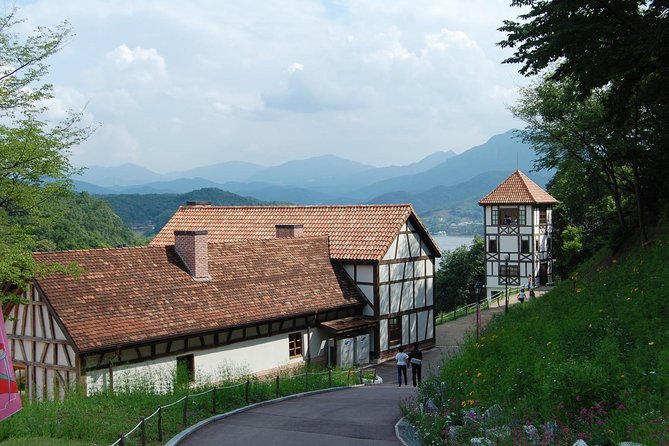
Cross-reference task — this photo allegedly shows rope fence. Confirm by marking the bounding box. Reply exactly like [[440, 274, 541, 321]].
[[110, 367, 373, 445]]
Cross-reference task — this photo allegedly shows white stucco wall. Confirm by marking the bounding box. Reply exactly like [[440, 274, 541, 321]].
[[85, 330, 330, 394]]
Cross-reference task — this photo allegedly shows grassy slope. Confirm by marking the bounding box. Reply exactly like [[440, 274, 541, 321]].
[[435, 228, 669, 444]]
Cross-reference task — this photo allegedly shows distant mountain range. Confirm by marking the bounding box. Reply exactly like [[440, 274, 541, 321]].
[[75, 130, 551, 235]]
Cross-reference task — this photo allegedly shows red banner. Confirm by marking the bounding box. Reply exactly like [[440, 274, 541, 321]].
[[0, 305, 21, 421]]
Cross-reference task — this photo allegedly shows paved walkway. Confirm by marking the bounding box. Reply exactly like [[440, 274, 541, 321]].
[[176, 291, 546, 445]]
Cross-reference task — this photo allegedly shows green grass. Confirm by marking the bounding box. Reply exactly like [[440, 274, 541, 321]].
[[0, 366, 372, 445], [0, 438, 92, 446], [407, 228, 669, 445]]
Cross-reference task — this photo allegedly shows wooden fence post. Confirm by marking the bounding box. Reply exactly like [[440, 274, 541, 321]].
[[328, 369, 332, 387], [140, 417, 146, 446], [182, 395, 189, 427], [304, 371, 308, 391], [118, 434, 125, 446], [359, 369, 363, 384], [212, 388, 217, 414], [275, 375, 280, 397], [158, 407, 163, 442], [347, 369, 351, 386], [245, 379, 250, 404]]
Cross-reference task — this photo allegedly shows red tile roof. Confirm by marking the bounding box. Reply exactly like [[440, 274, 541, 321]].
[[150, 205, 440, 261], [478, 171, 558, 205], [33, 236, 362, 353]]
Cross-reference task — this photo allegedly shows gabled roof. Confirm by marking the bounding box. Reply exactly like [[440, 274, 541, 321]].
[[33, 236, 362, 353], [150, 204, 441, 261], [478, 170, 558, 205]]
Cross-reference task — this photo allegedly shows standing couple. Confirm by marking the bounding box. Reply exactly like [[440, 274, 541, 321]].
[[395, 343, 422, 387]]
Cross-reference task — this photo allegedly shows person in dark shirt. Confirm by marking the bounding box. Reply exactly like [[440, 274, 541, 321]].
[[408, 343, 423, 387]]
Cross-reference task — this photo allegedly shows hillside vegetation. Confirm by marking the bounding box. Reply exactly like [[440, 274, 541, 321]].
[[409, 227, 669, 445], [100, 187, 272, 236]]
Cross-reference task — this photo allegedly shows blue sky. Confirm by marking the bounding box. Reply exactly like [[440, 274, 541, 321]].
[[16, 0, 531, 172]]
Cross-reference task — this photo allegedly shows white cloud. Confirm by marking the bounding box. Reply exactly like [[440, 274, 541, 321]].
[[16, 0, 531, 171], [106, 44, 167, 86]]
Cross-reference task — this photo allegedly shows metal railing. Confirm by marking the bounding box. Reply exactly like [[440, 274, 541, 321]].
[[111, 368, 372, 445], [435, 288, 521, 325]]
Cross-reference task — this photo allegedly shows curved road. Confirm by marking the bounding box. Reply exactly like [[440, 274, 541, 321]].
[[177, 293, 539, 445]]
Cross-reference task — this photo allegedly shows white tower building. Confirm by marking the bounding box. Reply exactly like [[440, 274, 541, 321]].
[[479, 171, 558, 299]]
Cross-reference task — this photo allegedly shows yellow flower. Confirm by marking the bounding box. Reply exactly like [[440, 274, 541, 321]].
[[648, 341, 655, 346], [626, 297, 631, 302], [476, 372, 483, 378], [576, 288, 583, 293], [588, 323, 592, 329], [546, 341, 552, 347], [461, 400, 467, 407]]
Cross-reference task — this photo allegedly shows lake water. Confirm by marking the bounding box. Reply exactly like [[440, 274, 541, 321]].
[[431, 234, 475, 254]]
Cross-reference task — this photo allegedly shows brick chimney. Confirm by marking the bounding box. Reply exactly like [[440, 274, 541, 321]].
[[275, 224, 304, 238], [174, 230, 210, 281]]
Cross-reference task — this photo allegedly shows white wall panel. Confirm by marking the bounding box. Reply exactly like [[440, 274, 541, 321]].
[[426, 279, 434, 306], [500, 236, 516, 252], [390, 284, 401, 313], [379, 264, 389, 283], [426, 260, 434, 275], [415, 279, 426, 308], [379, 284, 389, 315], [380, 319, 388, 351], [402, 315, 410, 346], [418, 311, 428, 342], [414, 260, 425, 277], [403, 261, 414, 280], [401, 284, 413, 312], [357, 265, 374, 283], [409, 232, 421, 256], [427, 310, 434, 339], [390, 263, 404, 282], [397, 235, 411, 259], [383, 237, 398, 261], [359, 284, 374, 303]]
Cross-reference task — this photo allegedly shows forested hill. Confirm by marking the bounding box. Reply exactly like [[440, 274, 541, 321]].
[[29, 192, 145, 251], [100, 187, 276, 236]]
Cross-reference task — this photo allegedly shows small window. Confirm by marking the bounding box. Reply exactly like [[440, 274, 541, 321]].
[[547, 237, 552, 252], [518, 208, 526, 225], [488, 239, 497, 253], [521, 240, 530, 253], [388, 317, 401, 347], [500, 207, 519, 225], [539, 208, 547, 225], [176, 354, 195, 382], [288, 332, 303, 358], [491, 209, 499, 226], [499, 264, 519, 277]]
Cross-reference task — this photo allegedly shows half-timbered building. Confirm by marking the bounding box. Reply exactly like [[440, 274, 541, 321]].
[[5, 204, 440, 401], [151, 204, 441, 364], [5, 233, 363, 401], [479, 171, 558, 299]]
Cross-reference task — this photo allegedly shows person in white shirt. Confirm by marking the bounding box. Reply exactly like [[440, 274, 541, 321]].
[[395, 347, 409, 386]]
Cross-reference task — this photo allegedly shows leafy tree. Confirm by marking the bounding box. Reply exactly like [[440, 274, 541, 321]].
[[434, 235, 485, 314], [1, 10, 91, 300], [500, 1, 669, 246]]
